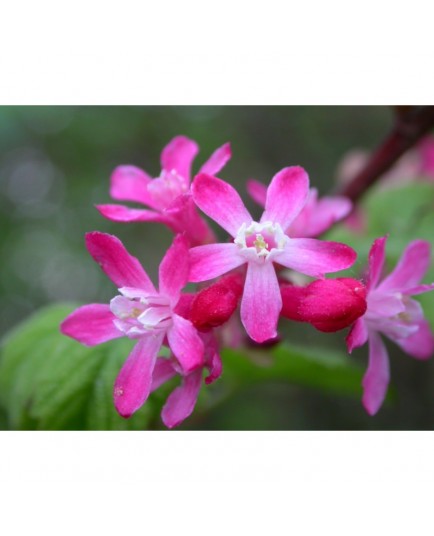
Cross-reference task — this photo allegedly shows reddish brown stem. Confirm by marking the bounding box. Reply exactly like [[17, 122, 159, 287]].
[[339, 106, 434, 203]]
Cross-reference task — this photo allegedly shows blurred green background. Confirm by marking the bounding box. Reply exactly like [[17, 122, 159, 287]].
[[1, 106, 433, 430]]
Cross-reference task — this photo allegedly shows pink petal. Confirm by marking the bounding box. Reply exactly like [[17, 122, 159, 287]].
[[159, 235, 190, 304], [377, 240, 432, 293], [60, 304, 123, 346], [199, 142, 231, 176], [189, 243, 246, 283], [290, 194, 352, 238], [346, 318, 369, 353], [160, 135, 199, 185], [240, 261, 282, 343], [164, 194, 216, 246], [367, 236, 387, 291], [167, 314, 205, 373], [393, 320, 434, 360], [277, 238, 357, 278], [260, 167, 309, 230], [366, 292, 406, 317], [113, 334, 164, 418], [109, 165, 155, 207], [403, 283, 434, 295], [85, 232, 156, 293], [151, 358, 177, 392], [246, 178, 267, 207], [205, 348, 223, 385], [362, 331, 390, 416], [161, 369, 203, 429], [96, 204, 174, 226], [192, 173, 252, 237]]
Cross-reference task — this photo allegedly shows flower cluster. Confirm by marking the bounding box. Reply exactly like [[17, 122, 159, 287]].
[[61, 136, 434, 427]]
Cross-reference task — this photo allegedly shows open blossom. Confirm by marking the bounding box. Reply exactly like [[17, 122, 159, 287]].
[[96, 136, 231, 246], [61, 232, 205, 419], [189, 167, 357, 343], [247, 179, 352, 238], [346, 236, 434, 415]]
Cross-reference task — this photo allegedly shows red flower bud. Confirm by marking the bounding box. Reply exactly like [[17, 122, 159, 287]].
[[190, 274, 243, 331], [280, 278, 367, 332]]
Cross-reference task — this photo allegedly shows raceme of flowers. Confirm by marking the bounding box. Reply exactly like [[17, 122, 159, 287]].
[[61, 136, 434, 427]]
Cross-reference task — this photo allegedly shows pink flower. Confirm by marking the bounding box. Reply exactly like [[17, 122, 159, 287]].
[[96, 136, 231, 246], [346, 236, 434, 415], [247, 179, 352, 238], [149, 330, 222, 428], [60, 232, 205, 419], [189, 167, 357, 343]]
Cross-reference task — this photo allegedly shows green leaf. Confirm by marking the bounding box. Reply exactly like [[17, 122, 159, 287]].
[[0, 304, 155, 430], [221, 343, 365, 398]]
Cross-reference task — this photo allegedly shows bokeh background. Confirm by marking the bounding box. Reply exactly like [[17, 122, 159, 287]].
[[1, 105, 433, 430]]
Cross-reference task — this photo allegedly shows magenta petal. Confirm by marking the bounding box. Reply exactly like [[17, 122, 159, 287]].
[[85, 232, 156, 293], [362, 331, 390, 416], [60, 304, 122, 346], [151, 358, 177, 392], [205, 349, 223, 385], [366, 293, 406, 317], [114, 334, 164, 418], [393, 320, 434, 360], [109, 165, 155, 206], [346, 318, 369, 353], [159, 235, 189, 304], [240, 261, 281, 343], [260, 167, 309, 230], [199, 142, 231, 176], [189, 243, 246, 283], [167, 314, 205, 373], [278, 238, 357, 278], [160, 135, 199, 185], [192, 173, 252, 237], [247, 179, 267, 207], [161, 369, 203, 429], [367, 236, 387, 291], [96, 204, 173, 225], [378, 240, 431, 293]]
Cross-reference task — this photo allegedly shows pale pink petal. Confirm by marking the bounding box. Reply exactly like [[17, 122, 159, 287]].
[[367, 236, 387, 291], [362, 331, 390, 416], [189, 243, 246, 282], [260, 167, 309, 230], [378, 240, 431, 293], [60, 304, 123, 346], [161, 369, 203, 428], [113, 334, 164, 418], [160, 135, 199, 185], [192, 173, 252, 237], [403, 283, 434, 295], [346, 318, 369, 353], [151, 358, 177, 392], [246, 179, 267, 207], [366, 293, 406, 317], [96, 204, 174, 226], [167, 314, 205, 373], [109, 165, 155, 206], [159, 235, 190, 304], [199, 142, 231, 176], [240, 261, 282, 343], [277, 238, 357, 278], [85, 232, 156, 293], [393, 320, 434, 360]]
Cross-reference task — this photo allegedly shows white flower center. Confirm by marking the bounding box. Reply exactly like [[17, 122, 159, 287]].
[[110, 289, 172, 338], [234, 221, 288, 262]]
